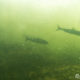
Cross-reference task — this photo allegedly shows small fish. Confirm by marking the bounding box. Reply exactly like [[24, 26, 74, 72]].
[[26, 36, 48, 44], [57, 25, 80, 36]]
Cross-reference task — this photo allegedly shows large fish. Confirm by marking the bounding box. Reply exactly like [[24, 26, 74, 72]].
[[57, 25, 80, 36], [25, 36, 48, 44]]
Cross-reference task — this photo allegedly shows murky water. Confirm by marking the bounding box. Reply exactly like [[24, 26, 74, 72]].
[[0, 0, 80, 80]]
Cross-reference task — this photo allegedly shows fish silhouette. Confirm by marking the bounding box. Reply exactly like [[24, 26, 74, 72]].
[[57, 25, 80, 36], [25, 36, 48, 44]]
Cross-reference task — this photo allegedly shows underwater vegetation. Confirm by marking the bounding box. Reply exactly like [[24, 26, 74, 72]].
[[0, 42, 80, 80]]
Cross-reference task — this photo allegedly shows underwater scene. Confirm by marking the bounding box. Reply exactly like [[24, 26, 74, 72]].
[[0, 0, 80, 80]]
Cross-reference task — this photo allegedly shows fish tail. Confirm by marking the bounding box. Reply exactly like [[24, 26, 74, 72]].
[[25, 35, 30, 41], [56, 25, 61, 31]]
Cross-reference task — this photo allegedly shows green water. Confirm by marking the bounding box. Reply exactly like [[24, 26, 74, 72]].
[[0, 0, 80, 80]]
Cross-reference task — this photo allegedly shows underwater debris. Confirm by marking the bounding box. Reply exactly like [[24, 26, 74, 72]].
[[25, 36, 48, 44]]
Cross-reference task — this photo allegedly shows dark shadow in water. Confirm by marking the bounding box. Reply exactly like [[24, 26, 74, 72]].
[[0, 42, 80, 80]]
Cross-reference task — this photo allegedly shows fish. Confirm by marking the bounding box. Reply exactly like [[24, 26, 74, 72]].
[[56, 25, 80, 36], [25, 36, 48, 44]]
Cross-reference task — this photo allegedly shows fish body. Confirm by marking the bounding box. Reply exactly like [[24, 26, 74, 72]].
[[57, 25, 80, 36], [26, 36, 48, 44]]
